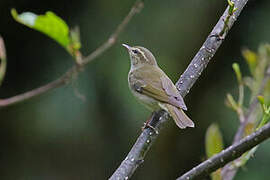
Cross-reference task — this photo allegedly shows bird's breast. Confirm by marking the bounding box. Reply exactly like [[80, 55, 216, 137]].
[[128, 71, 160, 111], [130, 88, 160, 111]]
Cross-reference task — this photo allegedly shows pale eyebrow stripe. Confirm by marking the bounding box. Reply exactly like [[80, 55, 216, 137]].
[[136, 48, 148, 61]]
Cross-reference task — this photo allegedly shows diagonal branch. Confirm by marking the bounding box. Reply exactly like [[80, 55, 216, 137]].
[[0, 0, 144, 108], [109, 0, 249, 179], [176, 122, 270, 180]]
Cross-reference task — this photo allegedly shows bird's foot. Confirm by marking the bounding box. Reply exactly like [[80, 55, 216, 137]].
[[209, 33, 224, 41], [141, 112, 159, 134], [141, 123, 159, 134]]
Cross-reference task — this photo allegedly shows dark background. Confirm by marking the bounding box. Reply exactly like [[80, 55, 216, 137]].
[[1, 0, 270, 179]]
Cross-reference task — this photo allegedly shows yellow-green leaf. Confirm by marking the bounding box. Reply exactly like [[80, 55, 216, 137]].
[[242, 49, 257, 75], [257, 95, 265, 106], [11, 9, 70, 49], [225, 93, 238, 111], [244, 122, 255, 136], [205, 123, 224, 158], [227, 0, 235, 15], [211, 169, 222, 180], [232, 63, 242, 84], [205, 124, 224, 180]]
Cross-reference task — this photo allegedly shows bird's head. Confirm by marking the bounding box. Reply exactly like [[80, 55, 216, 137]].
[[122, 44, 157, 68]]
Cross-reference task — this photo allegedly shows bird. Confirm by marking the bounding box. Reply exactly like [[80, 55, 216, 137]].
[[122, 44, 194, 129]]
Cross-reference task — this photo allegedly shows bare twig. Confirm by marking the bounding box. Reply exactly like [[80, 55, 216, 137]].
[[221, 67, 270, 180], [176, 122, 270, 180], [109, 0, 249, 179], [0, 0, 144, 108], [0, 66, 76, 107]]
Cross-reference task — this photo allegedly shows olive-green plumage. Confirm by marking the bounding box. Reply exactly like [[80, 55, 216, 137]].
[[123, 44, 194, 129]]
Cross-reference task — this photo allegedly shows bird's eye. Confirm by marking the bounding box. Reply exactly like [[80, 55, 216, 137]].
[[132, 49, 139, 54]]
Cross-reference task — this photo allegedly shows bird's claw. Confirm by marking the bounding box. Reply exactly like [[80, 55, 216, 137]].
[[141, 123, 159, 134], [209, 33, 224, 41]]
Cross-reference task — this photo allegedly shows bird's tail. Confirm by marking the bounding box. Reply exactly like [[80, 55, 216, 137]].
[[161, 103, 194, 129]]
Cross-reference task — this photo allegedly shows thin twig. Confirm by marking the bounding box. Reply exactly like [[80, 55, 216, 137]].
[[0, 66, 76, 107], [221, 67, 270, 180], [233, 68, 270, 144], [82, 0, 143, 65], [0, 0, 144, 108], [109, 0, 249, 179], [176, 122, 270, 180]]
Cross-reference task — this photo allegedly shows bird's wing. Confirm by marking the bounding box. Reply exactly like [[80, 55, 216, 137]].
[[132, 66, 187, 110]]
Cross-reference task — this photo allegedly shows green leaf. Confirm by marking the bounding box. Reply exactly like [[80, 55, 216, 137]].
[[211, 169, 222, 180], [242, 49, 258, 76], [69, 26, 83, 62], [244, 122, 255, 136], [205, 124, 224, 158], [205, 124, 224, 180], [257, 113, 270, 129], [227, 0, 236, 15], [11, 9, 70, 49], [70, 26, 81, 51], [232, 63, 242, 84], [257, 97, 270, 129], [257, 95, 265, 106], [225, 93, 238, 111]]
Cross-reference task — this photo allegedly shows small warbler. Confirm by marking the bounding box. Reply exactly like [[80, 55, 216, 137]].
[[123, 44, 194, 129]]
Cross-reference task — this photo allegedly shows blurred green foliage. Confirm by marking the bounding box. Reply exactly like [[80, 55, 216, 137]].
[[205, 124, 224, 159], [11, 9, 71, 48], [11, 9, 81, 57], [1, 0, 270, 179], [205, 123, 224, 180], [219, 44, 270, 177]]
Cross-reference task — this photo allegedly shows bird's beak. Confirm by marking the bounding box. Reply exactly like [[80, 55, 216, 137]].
[[122, 43, 131, 50]]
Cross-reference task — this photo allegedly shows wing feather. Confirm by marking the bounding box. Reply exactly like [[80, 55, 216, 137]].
[[131, 65, 187, 110]]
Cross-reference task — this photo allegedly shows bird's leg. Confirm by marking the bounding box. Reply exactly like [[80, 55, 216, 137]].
[[142, 111, 159, 134], [209, 33, 224, 41]]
